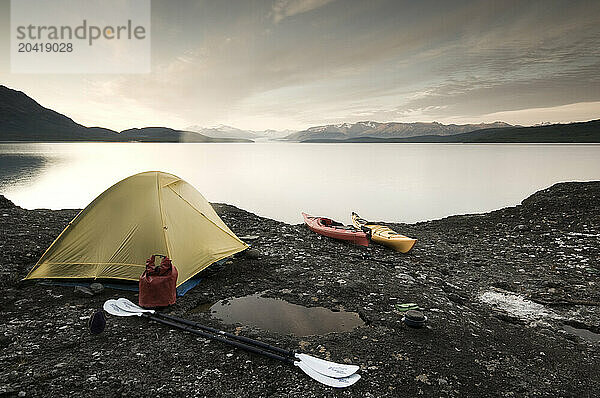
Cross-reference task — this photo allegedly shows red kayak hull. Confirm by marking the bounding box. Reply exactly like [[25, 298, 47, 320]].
[[302, 212, 369, 247]]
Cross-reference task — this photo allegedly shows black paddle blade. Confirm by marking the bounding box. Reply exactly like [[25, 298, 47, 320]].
[[88, 308, 107, 334]]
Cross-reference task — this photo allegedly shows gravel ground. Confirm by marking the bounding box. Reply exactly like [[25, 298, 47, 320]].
[[0, 181, 599, 397]]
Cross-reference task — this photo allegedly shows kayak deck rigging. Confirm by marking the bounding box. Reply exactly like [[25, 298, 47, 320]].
[[302, 213, 369, 246], [351, 212, 416, 253]]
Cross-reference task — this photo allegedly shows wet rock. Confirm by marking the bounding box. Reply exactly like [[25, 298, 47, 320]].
[[0, 334, 12, 348], [89, 283, 104, 295], [492, 281, 513, 291], [394, 272, 415, 284], [358, 310, 372, 325], [493, 312, 525, 325], [415, 374, 431, 385], [74, 286, 94, 297], [243, 249, 260, 260], [238, 235, 259, 241], [471, 259, 484, 267], [513, 224, 530, 231], [448, 293, 466, 305], [0, 387, 16, 396], [544, 281, 562, 288]]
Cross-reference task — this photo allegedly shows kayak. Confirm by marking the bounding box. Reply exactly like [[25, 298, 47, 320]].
[[351, 212, 416, 253], [302, 213, 369, 247]]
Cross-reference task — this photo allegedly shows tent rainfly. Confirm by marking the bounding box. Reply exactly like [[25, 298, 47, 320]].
[[25, 171, 248, 287]]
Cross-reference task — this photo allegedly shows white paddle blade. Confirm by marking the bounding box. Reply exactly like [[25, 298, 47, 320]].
[[103, 300, 142, 317], [295, 361, 360, 388], [295, 353, 359, 378], [116, 298, 155, 314]]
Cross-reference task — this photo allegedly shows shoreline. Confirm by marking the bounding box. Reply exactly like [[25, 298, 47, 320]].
[[1, 181, 599, 397]]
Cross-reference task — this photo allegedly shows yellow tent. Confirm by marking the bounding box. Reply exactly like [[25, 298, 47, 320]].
[[25, 171, 248, 287]]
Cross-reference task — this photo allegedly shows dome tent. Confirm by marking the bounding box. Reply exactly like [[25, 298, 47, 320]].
[[25, 171, 248, 287]]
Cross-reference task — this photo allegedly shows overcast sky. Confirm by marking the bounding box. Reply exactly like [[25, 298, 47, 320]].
[[1, 0, 599, 130]]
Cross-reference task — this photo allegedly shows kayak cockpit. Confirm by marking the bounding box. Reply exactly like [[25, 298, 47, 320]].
[[319, 218, 359, 231]]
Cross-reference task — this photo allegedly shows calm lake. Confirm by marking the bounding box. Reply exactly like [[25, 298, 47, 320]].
[[1, 142, 599, 224]]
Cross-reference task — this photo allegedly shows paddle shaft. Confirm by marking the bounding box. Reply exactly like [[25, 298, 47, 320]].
[[153, 312, 294, 358], [142, 313, 295, 365]]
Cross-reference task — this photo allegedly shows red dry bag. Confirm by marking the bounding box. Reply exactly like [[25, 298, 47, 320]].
[[139, 255, 178, 308]]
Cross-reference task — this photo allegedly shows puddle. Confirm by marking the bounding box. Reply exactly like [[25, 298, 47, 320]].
[[562, 325, 600, 343], [192, 301, 214, 313], [194, 293, 364, 336]]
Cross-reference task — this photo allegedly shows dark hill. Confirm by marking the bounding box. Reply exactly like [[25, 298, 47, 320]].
[[302, 120, 600, 143], [119, 127, 252, 143], [443, 119, 600, 143], [0, 85, 119, 141], [0, 86, 252, 143]]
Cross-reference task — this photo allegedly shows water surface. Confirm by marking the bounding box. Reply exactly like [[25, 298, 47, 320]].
[[195, 293, 364, 336], [562, 325, 600, 343], [0, 142, 599, 224]]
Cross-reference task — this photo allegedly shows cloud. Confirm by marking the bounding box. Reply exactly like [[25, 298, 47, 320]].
[[473, 102, 600, 126], [2, 0, 599, 130], [270, 0, 336, 23]]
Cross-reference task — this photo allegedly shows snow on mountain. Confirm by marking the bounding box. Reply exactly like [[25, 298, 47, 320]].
[[186, 125, 258, 140], [256, 129, 297, 139], [186, 125, 296, 140], [284, 121, 512, 141]]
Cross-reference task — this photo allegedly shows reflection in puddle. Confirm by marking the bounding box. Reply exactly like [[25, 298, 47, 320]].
[[562, 325, 600, 343], [193, 301, 214, 313], [194, 293, 364, 336]]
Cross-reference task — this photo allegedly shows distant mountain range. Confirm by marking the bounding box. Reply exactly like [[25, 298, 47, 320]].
[[284, 121, 513, 141], [186, 124, 294, 140], [186, 124, 258, 140], [1, 85, 598, 143], [118, 127, 251, 143], [303, 119, 600, 143], [0, 85, 251, 143]]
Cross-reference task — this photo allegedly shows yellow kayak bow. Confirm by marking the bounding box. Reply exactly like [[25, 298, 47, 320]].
[[351, 212, 416, 253]]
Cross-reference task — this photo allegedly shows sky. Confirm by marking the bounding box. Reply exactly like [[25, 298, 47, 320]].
[[1, 0, 599, 131]]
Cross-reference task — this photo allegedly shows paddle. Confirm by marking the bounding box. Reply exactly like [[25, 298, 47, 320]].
[[115, 298, 359, 379], [103, 300, 360, 388]]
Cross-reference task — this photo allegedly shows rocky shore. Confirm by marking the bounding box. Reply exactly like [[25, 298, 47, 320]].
[[1, 182, 599, 397]]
